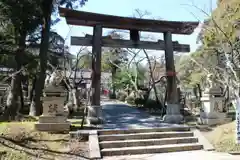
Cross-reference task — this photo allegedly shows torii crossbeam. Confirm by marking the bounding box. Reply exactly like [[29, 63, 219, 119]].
[[59, 7, 199, 125]]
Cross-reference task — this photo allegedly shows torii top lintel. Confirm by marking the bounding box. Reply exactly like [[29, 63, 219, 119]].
[[59, 7, 199, 35]]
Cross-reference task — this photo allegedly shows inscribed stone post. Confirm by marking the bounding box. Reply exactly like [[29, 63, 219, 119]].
[[35, 93, 70, 132]]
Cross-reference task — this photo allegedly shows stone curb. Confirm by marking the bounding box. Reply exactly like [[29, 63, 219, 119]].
[[190, 127, 215, 151], [89, 130, 102, 159], [229, 152, 240, 155]]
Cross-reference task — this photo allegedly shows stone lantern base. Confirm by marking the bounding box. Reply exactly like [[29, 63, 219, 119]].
[[35, 115, 71, 132], [198, 94, 231, 125], [35, 96, 70, 132]]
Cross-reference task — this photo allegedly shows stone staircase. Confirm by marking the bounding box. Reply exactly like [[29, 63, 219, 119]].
[[97, 126, 204, 157]]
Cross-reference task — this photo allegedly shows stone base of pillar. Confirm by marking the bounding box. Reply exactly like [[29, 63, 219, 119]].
[[86, 117, 103, 125], [163, 104, 183, 124], [163, 114, 183, 124], [87, 105, 103, 125]]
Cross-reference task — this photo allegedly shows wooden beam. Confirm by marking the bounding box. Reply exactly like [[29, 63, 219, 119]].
[[71, 36, 190, 52], [59, 7, 199, 35], [91, 25, 102, 106], [164, 31, 178, 104]]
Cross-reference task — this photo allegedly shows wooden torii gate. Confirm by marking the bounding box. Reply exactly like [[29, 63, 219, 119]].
[[59, 7, 199, 124]]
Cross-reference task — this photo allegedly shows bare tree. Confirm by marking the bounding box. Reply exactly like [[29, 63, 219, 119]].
[[183, 2, 240, 110]]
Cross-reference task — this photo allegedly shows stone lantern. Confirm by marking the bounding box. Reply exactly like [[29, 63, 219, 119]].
[[198, 74, 231, 125]]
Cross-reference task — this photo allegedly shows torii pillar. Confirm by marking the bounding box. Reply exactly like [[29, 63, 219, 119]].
[[163, 31, 183, 123], [58, 7, 199, 125], [87, 25, 103, 125]]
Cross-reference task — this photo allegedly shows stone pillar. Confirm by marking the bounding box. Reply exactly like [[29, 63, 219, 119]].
[[87, 25, 103, 125], [35, 96, 70, 132], [162, 31, 183, 124]]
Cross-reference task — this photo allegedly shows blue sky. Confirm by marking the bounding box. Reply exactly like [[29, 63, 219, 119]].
[[53, 0, 217, 56]]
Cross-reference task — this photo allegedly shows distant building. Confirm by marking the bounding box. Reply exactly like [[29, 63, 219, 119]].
[[27, 44, 74, 70], [65, 69, 111, 89]]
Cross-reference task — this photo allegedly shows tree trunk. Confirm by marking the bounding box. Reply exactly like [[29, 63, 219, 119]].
[[197, 83, 202, 98], [19, 78, 24, 112], [72, 88, 79, 110], [64, 88, 81, 114], [28, 79, 32, 101], [29, 76, 37, 116], [22, 75, 29, 98], [4, 32, 26, 120], [29, 76, 36, 102], [31, 0, 53, 116], [111, 66, 117, 99], [5, 75, 20, 120], [143, 50, 160, 103]]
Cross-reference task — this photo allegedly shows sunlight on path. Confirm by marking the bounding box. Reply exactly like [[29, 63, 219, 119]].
[[100, 99, 183, 129]]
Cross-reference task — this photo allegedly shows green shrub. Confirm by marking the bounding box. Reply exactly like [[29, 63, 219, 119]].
[[134, 98, 146, 107], [144, 99, 163, 108], [109, 93, 116, 99]]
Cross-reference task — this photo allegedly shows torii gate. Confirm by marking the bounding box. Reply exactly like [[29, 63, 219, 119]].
[[59, 7, 199, 124]]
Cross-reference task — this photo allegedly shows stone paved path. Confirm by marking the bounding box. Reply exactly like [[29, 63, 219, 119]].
[[100, 99, 182, 129], [99, 99, 240, 159]]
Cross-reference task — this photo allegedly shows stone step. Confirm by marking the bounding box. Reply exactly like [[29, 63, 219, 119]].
[[100, 137, 198, 149], [98, 126, 190, 135], [35, 122, 70, 132], [101, 143, 203, 156], [38, 115, 67, 123], [98, 131, 194, 141]]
